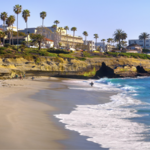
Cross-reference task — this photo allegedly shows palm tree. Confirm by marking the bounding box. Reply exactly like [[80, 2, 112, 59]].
[[10, 15, 15, 45], [113, 29, 126, 50], [121, 33, 127, 42], [71, 27, 77, 48], [94, 34, 99, 49], [58, 27, 63, 47], [22, 9, 30, 46], [107, 38, 111, 45], [14, 5, 22, 48], [0, 32, 5, 45], [101, 39, 105, 51], [64, 26, 69, 48], [0, 12, 8, 31], [83, 31, 88, 45], [32, 34, 45, 50], [6, 16, 13, 44], [0, 12, 8, 45], [54, 20, 60, 28], [139, 32, 149, 49]]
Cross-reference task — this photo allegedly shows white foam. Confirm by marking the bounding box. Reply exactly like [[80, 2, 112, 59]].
[[55, 93, 150, 150]]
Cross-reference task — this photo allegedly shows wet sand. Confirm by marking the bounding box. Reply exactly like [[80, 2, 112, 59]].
[[0, 77, 116, 149], [33, 78, 116, 150]]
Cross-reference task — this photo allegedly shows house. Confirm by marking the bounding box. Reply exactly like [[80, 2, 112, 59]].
[[4, 35, 31, 45], [129, 39, 150, 49], [106, 44, 115, 52], [126, 44, 142, 53], [43, 38, 54, 48], [0, 28, 3, 32]]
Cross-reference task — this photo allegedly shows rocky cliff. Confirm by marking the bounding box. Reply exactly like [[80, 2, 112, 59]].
[[0, 57, 150, 79]]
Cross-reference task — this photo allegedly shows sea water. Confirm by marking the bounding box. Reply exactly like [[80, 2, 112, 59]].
[[55, 77, 150, 150]]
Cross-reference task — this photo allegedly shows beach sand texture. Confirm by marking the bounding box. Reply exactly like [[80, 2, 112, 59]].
[[0, 78, 66, 149]]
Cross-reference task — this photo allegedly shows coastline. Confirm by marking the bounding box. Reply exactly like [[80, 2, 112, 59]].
[[0, 77, 116, 149]]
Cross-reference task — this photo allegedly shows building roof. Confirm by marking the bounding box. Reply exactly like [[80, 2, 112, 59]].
[[44, 38, 54, 42], [0, 28, 3, 31], [127, 44, 141, 47]]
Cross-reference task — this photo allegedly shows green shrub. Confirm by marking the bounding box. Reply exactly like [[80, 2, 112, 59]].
[[0, 50, 6, 54], [83, 51, 91, 57], [0, 47, 6, 50], [76, 57, 86, 61], [4, 44, 11, 48], [59, 53, 75, 58], [48, 48, 70, 54], [48, 53, 57, 57]]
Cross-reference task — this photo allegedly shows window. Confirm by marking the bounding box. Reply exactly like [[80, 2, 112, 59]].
[[146, 40, 149, 42], [139, 40, 143, 42], [146, 44, 149, 46], [140, 45, 143, 46]]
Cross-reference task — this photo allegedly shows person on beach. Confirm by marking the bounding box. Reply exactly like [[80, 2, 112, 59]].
[[20, 75, 23, 80], [32, 76, 34, 80], [90, 81, 94, 87]]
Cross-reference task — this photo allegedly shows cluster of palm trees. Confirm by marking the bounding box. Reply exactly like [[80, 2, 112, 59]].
[[1, 5, 149, 51]]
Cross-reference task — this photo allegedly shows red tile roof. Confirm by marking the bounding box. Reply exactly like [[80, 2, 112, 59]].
[[0, 28, 3, 31], [44, 38, 54, 42]]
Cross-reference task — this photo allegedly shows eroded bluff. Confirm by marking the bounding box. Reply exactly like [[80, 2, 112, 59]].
[[0, 57, 150, 79]]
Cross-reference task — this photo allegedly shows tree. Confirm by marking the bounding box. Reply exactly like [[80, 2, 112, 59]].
[[64, 26, 69, 48], [32, 34, 45, 50], [6, 16, 13, 44], [139, 32, 149, 49], [0, 12, 8, 31], [83, 31, 88, 45], [52, 25, 60, 47], [71, 27, 77, 48], [0, 12, 8, 45], [22, 9, 30, 45], [40, 11, 47, 35], [54, 20, 60, 28], [121, 41, 127, 47], [113, 29, 126, 50], [14, 5, 22, 48], [121, 33, 127, 42], [9, 15, 15, 45], [94, 34, 99, 49], [107, 38, 111, 45], [0, 32, 5, 45], [101, 39, 105, 51]]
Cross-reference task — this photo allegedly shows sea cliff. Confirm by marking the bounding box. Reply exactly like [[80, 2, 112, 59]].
[[0, 57, 150, 79]]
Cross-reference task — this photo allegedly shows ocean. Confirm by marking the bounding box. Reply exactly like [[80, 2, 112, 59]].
[[55, 77, 150, 150]]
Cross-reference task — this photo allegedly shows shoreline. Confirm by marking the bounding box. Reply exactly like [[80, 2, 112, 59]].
[[34, 78, 116, 149], [0, 77, 117, 149]]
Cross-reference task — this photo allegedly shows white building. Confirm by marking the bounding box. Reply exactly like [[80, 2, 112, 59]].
[[84, 40, 95, 51], [129, 39, 150, 49], [43, 38, 54, 48], [95, 42, 106, 52], [0, 25, 18, 32]]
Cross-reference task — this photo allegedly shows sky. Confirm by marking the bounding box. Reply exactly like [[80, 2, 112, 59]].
[[1, 0, 150, 43]]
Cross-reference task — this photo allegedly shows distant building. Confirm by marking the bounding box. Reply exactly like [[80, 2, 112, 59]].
[[4, 35, 31, 45], [0, 25, 18, 32], [125, 44, 142, 53], [20, 26, 83, 48], [84, 40, 95, 51], [129, 39, 150, 49], [95, 42, 106, 52], [44, 38, 54, 48], [106, 44, 115, 52]]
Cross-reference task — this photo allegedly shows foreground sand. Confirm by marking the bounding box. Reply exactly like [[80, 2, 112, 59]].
[[0, 77, 66, 149]]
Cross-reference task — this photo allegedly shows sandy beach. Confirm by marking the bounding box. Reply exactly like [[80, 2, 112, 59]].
[[0, 77, 115, 150], [0, 77, 67, 149]]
